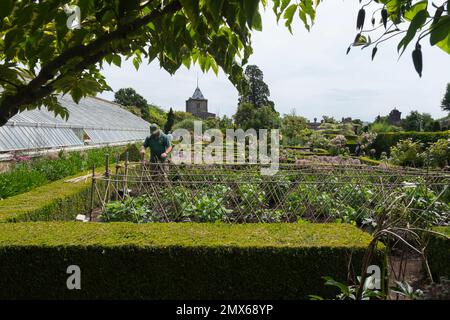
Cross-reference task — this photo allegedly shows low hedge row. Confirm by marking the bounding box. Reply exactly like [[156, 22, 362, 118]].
[[359, 157, 383, 166], [0, 222, 386, 299], [0, 171, 102, 222], [427, 226, 450, 281], [371, 131, 450, 157]]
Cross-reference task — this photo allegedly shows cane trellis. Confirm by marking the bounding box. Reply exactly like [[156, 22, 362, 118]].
[[90, 159, 450, 226]]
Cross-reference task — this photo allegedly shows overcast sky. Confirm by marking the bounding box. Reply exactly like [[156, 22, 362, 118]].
[[99, 1, 450, 122]]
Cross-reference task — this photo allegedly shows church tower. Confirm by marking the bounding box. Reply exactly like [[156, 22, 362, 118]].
[[186, 85, 215, 119]]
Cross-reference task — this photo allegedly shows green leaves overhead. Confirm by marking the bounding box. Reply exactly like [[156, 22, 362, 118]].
[[430, 14, 450, 54], [349, 0, 450, 77], [2, 0, 320, 125], [274, 0, 318, 31], [398, 3, 428, 55]]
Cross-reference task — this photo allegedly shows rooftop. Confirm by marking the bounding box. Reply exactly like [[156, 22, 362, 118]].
[[190, 87, 206, 100], [0, 95, 150, 152]]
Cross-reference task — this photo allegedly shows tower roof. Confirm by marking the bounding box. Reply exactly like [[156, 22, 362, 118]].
[[191, 87, 206, 100]]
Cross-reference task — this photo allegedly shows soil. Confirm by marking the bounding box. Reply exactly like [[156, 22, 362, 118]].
[[388, 253, 425, 300], [89, 208, 103, 222]]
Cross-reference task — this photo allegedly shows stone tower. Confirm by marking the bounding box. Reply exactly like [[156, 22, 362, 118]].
[[186, 86, 215, 119], [388, 108, 402, 125]]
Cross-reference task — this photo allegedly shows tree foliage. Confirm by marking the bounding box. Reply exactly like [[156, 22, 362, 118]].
[[0, 0, 448, 127], [164, 107, 175, 133], [348, 0, 450, 77], [402, 110, 437, 132], [0, 0, 318, 126], [442, 83, 450, 112], [114, 87, 149, 120], [234, 102, 280, 131], [238, 64, 274, 109], [281, 113, 308, 145]]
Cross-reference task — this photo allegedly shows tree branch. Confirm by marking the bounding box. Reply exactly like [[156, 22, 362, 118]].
[[0, 0, 182, 126]]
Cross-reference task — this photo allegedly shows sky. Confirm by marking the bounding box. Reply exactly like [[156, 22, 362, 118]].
[[99, 1, 450, 122]]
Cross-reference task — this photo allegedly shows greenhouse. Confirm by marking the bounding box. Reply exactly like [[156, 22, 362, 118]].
[[0, 95, 150, 153]]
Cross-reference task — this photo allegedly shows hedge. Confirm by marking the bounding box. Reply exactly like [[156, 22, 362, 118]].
[[359, 157, 383, 166], [0, 170, 103, 222], [371, 131, 450, 157], [0, 222, 385, 299], [426, 226, 450, 280]]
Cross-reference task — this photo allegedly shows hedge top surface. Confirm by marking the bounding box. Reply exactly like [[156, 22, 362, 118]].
[[0, 173, 91, 221], [0, 222, 374, 248]]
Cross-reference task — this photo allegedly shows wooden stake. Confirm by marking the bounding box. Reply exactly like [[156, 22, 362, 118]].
[[89, 164, 96, 222]]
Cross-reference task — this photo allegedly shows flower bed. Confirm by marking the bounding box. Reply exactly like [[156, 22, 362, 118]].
[[0, 144, 136, 200]]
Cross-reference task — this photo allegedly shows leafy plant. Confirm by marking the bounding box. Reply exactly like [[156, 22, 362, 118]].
[[390, 138, 425, 167], [391, 281, 424, 299], [184, 185, 232, 222], [309, 276, 383, 300], [102, 195, 156, 223], [428, 138, 450, 168]]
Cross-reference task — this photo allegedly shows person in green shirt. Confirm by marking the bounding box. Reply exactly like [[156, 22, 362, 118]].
[[140, 124, 172, 175]]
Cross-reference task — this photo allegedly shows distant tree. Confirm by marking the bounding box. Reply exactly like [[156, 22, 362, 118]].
[[204, 117, 219, 129], [164, 108, 175, 133], [148, 104, 167, 128], [441, 83, 450, 113], [238, 65, 274, 110], [432, 121, 442, 132], [173, 110, 197, 123], [233, 103, 280, 131], [218, 115, 234, 131], [114, 88, 150, 121], [252, 106, 281, 131], [172, 118, 212, 133], [234, 103, 255, 130], [281, 114, 308, 145], [322, 116, 337, 124], [402, 111, 435, 132]]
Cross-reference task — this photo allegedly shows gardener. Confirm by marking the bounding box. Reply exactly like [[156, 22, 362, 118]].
[[140, 124, 172, 175]]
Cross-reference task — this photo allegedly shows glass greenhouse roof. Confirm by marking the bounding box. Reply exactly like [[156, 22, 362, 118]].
[[0, 95, 150, 152]]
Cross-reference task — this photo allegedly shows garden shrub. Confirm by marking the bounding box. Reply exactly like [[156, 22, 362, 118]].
[[370, 131, 450, 157], [359, 157, 383, 166], [0, 222, 386, 299], [428, 139, 450, 168], [329, 135, 348, 156], [390, 139, 425, 167], [427, 226, 450, 280]]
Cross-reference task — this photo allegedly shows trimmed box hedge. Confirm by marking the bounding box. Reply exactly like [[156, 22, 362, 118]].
[[0, 222, 385, 299], [0, 171, 100, 222], [427, 226, 450, 280], [371, 131, 450, 157]]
